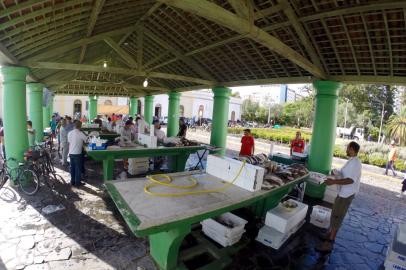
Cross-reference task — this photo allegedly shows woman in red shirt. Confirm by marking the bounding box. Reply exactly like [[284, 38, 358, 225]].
[[240, 129, 255, 156], [290, 131, 305, 156]]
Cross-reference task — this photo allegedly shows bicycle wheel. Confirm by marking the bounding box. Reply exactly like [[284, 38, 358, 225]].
[[18, 169, 39, 195], [45, 173, 65, 190]]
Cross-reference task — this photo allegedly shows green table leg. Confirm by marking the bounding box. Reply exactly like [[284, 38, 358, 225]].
[[103, 158, 114, 181], [150, 224, 191, 270], [169, 153, 189, 172]]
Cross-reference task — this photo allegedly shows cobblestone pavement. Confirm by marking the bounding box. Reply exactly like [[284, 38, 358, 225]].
[[0, 131, 405, 270]]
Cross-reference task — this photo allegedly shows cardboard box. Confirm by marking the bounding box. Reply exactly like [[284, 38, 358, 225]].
[[206, 155, 265, 192], [265, 199, 308, 234]]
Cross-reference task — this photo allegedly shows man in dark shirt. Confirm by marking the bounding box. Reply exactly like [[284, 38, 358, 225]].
[[177, 118, 187, 138]]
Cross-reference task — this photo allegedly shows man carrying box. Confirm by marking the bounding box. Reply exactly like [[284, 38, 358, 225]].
[[316, 141, 362, 253]]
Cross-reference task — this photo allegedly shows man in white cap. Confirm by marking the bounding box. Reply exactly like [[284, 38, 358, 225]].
[[385, 140, 398, 177]]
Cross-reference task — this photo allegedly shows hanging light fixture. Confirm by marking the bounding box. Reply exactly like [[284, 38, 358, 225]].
[[103, 60, 108, 68], [143, 78, 148, 88]]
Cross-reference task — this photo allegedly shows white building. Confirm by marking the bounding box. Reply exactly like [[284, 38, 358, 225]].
[[0, 89, 242, 122]]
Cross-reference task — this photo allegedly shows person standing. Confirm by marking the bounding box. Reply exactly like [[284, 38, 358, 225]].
[[59, 119, 69, 166], [177, 118, 187, 138], [385, 141, 398, 177], [239, 129, 255, 156], [0, 125, 4, 159], [290, 131, 305, 156], [316, 141, 362, 252], [68, 121, 87, 186], [27, 121, 36, 147]]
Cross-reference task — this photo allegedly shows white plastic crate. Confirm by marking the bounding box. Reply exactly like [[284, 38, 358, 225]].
[[265, 199, 308, 234], [137, 133, 157, 148], [384, 259, 406, 270], [386, 245, 406, 267], [256, 220, 305, 250], [307, 171, 327, 185], [202, 227, 244, 247], [398, 224, 406, 245], [201, 212, 247, 238], [206, 155, 265, 192], [310, 205, 332, 229]]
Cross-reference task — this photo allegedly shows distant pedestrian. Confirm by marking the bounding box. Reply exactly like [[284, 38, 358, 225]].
[[290, 131, 305, 156], [59, 119, 69, 166], [27, 121, 36, 147], [177, 118, 187, 138], [0, 125, 5, 159], [239, 129, 255, 156], [385, 141, 398, 177]]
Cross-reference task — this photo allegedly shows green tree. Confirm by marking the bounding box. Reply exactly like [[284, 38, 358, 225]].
[[241, 99, 259, 121], [387, 107, 406, 146]]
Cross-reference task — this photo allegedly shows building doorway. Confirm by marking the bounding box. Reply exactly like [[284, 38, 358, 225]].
[[231, 111, 236, 122], [155, 104, 162, 118], [73, 100, 82, 117], [137, 100, 142, 115]]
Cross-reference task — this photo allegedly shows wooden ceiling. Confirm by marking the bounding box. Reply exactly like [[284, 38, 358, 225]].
[[0, 0, 406, 97]]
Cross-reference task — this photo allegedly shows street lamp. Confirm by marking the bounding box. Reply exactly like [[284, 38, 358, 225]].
[[344, 98, 349, 128]]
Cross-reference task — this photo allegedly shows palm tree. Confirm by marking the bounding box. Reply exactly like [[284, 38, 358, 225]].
[[387, 107, 406, 145]]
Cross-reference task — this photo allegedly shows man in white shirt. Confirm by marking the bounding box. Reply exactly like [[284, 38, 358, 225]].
[[153, 119, 166, 142], [316, 141, 362, 253], [68, 121, 87, 186]]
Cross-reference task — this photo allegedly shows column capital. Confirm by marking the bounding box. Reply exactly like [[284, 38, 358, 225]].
[[89, 95, 98, 101], [145, 95, 154, 101], [0, 66, 29, 82], [313, 80, 342, 97], [168, 91, 180, 99], [27, 82, 44, 92], [212, 86, 231, 98]]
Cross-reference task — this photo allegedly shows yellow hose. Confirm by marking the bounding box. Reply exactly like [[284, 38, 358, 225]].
[[144, 161, 246, 197]]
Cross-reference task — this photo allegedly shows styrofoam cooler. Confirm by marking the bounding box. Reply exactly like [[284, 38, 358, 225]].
[[128, 158, 149, 175], [398, 224, 406, 245], [256, 220, 305, 250], [384, 260, 406, 270], [310, 205, 332, 229], [386, 246, 406, 268], [384, 223, 406, 269], [265, 199, 308, 234], [323, 185, 339, 204], [201, 212, 247, 247], [206, 155, 265, 192]]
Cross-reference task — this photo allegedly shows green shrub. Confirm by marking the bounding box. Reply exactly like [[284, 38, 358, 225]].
[[358, 153, 369, 164], [395, 160, 406, 172], [228, 127, 311, 144], [368, 153, 386, 167]]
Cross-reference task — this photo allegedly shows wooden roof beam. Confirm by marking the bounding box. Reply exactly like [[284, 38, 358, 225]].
[[279, 0, 323, 70], [145, 29, 216, 81], [104, 37, 138, 69], [26, 62, 215, 86], [159, 0, 326, 79], [228, 0, 250, 19], [21, 27, 136, 62], [137, 24, 144, 71], [45, 80, 168, 92], [79, 0, 106, 64], [253, 4, 283, 20], [329, 75, 406, 85]]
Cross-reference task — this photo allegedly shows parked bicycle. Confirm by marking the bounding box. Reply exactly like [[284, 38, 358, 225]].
[[0, 157, 39, 195]]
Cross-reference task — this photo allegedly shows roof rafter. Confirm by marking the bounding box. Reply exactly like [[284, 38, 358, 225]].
[[279, 0, 323, 70], [79, 0, 106, 64], [145, 28, 216, 81], [45, 80, 168, 92], [104, 37, 138, 68], [158, 0, 326, 79], [228, 0, 250, 19], [26, 62, 215, 86], [253, 4, 283, 20], [21, 27, 136, 62], [137, 24, 144, 71]]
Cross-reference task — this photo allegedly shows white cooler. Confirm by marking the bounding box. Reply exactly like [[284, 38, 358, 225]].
[[385, 223, 406, 269], [201, 212, 247, 247], [265, 199, 308, 234], [256, 220, 305, 250]]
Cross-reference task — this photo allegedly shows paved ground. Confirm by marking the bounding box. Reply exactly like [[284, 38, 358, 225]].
[[0, 130, 405, 270]]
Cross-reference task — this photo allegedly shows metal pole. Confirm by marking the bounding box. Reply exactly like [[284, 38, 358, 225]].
[[344, 99, 349, 128], [378, 103, 385, 144]]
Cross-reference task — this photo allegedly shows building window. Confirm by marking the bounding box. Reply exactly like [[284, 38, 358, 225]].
[[231, 111, 236, 122], [179, 105, 184, 117], [104, 99, 112, 105]]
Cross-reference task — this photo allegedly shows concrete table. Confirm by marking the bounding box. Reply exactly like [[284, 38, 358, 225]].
[[87, 145, 207, 181], [105, 171, 308, 270], [98, 132, 120, 141]]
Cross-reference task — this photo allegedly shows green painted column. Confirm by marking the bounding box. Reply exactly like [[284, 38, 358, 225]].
[[27, 83, 44, 143], [210, 87, 231, 155], [1, 66, 29, 169], [167, 92, 180, 137], [129, 97, 138, 116], [308, 80, 342, 174], [89, 95, 98, 121], [144, 95, 154, 125]]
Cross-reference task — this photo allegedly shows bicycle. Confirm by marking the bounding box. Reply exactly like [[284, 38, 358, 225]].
[[28, 144, 65, 190], [0, 157, 39, 195]]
